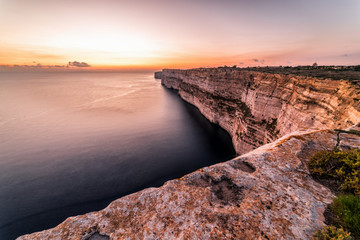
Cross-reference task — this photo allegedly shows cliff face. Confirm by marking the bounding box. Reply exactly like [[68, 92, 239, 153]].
[[161, 68, 360, 154], [18, 68, 360, 240], [18, 126, 360, 240]]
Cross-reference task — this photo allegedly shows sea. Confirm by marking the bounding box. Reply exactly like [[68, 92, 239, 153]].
[[0, 71, 235, 239]]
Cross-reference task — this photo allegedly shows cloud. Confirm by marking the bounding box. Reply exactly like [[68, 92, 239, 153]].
[[11, 63, 43, 68], [252, 58, 265, 64], [342, 53, 349, 57], [67, 61, 91, 67], [51, 65, 66, 68], [0, 61, 91, 72]]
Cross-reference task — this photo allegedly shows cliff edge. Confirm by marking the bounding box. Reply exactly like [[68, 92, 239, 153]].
[[18, 68, 360, 239]]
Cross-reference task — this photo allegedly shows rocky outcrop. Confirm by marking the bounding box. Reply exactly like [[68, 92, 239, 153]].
[[18, 125, 360, 240], [154, 71, 162, 79], [19, 68, 360, 239], [161, 68, 360, 154]]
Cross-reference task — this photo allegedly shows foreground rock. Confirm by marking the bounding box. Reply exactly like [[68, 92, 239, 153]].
[[161, 68, 360, 154], [18, 125, 360, 239]]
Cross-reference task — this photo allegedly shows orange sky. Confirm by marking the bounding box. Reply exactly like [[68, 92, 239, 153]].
[[1, 0, 360, 70]]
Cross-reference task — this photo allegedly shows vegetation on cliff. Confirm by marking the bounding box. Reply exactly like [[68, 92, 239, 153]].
[[331, 195, 360, 238], [309, 149, 360, 239], [312, 226, 351, 240], [308, 149, 360, 195]]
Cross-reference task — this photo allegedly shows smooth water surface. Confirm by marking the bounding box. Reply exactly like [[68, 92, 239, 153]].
[[0, 72, 235, 239]]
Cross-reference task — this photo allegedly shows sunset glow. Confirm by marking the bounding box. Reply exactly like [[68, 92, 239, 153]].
[[1, 0, 360, 70]]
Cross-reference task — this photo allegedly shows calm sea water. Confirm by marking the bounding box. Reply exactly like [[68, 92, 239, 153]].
[[0, 72, 235, 239]]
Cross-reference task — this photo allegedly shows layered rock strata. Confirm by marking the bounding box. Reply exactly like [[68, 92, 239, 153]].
[[18, 126, 360, 239], [161, 68, 360, 154]]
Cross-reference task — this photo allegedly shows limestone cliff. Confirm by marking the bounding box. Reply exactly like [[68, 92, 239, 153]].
[[18, 68, 360, 240], [161, 68, 360, 154]]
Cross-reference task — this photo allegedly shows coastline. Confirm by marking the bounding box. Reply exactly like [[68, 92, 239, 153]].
[[18, 68, 360, 239]]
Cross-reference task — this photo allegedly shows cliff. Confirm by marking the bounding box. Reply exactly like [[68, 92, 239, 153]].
[[19, 68, 360, 239], [161, 68, 360, 154], [154, 71, 162, 79]]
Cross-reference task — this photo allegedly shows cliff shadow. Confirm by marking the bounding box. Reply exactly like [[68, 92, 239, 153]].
[[162, 87, 236, 162]]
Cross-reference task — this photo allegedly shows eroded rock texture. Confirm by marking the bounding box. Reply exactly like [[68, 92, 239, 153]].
[[18, 126, 360, 240], [161, 68, 360, 154]]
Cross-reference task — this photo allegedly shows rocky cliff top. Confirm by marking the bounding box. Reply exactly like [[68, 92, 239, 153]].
[[216, 65, 360, 82], [165, 65, 360, 82]]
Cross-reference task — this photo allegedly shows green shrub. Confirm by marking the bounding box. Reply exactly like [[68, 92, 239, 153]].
[[331, 195, 360, 237], [313, 226, 352, 240], [308, 149, 360, 195]]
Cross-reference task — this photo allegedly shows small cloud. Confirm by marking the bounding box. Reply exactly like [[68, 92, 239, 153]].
[[342, 53, 349, 57], [46, 65, 66, 69], [239, 62, 244, 65], [68, 61, 91, 68], [253, 59, 259, 62]]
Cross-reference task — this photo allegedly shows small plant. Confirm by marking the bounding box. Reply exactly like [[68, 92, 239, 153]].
[[308, 149, 360, 195], [331, 195, 360, 237], [313, 226, 352, 240]]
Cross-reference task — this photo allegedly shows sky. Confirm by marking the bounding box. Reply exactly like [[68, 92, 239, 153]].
[[0, 0, 359, 70]]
